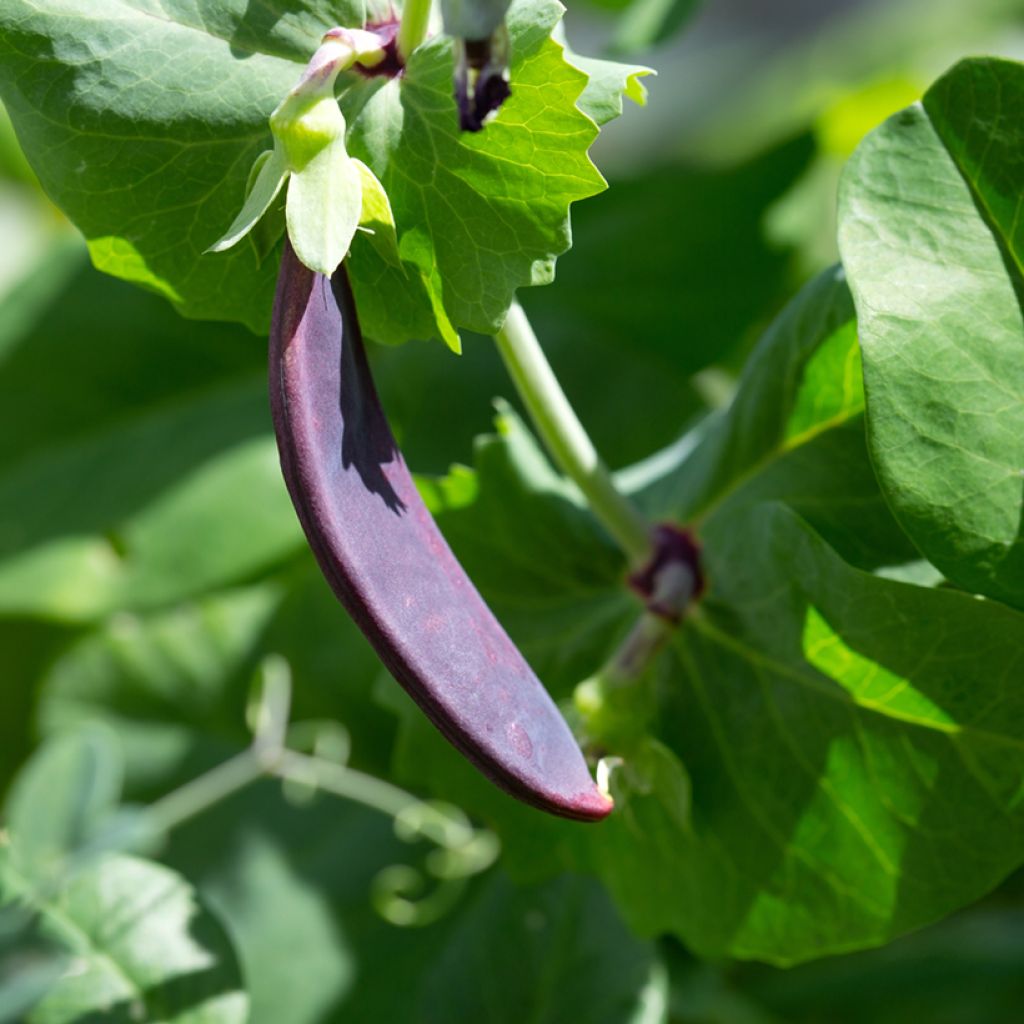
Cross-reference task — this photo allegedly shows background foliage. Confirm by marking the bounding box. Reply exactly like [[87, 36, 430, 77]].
[[1, 0, 1023, 1020]]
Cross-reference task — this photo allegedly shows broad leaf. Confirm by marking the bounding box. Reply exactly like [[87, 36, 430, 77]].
[[0, 0, 631, 343], [385, 262, 1024, 963], [838, 57, 1024, 606], [613, 502, 1024, 963], [3, 728, 122, 882], [0, 0, 359, 333], [640, 264, 918, 571], [0, 905, 67, 1024], [0, 848, 248, 1024], [343, 0, 607, 345]]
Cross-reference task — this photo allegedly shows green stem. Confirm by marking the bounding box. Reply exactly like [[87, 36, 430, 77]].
[[495, 301, 653, 568], [144, 749, 264, 836], [397, 0, 433, 62], [274, 750, 421, 820]]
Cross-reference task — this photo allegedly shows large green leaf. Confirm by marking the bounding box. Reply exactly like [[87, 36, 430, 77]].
[[640, 264, 919, 572], [3, 727, 122, 882], [0, 848, 248, 1024], [597, 502, 1024, 963], [343, 0, 607, 345], [838, 57, 1024, 607], [0, 0, 358, 333], [0, 0, 629, 343]]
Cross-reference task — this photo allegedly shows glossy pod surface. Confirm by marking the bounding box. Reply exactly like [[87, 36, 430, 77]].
[[269, 243, 612, 821]]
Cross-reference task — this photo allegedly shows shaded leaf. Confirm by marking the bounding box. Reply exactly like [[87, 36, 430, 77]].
[[1, 849, 248, 1024], [3, 727, 122, 883], [344, 0, 608, 344], [839, 57, 1024, 606], [420, 873, 667, 1024], [596, 502, 1024, 963]]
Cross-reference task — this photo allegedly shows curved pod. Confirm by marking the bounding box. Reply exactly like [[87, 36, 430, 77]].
[[269, 243, 612, 821]]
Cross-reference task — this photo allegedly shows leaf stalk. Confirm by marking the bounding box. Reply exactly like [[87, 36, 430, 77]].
[[494, 301, 653, 568], [397, 0, 434, 62]]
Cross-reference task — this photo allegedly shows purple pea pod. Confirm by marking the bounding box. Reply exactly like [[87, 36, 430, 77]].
[[269, 242, 613, 822]]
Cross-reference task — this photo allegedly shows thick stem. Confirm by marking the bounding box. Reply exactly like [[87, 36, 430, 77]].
[[397, 0, 433, 62], [495, 303, 652, 567]]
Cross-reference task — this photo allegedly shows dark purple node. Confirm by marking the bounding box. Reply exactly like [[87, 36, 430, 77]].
[[269, 243, 612, 822], [629, 524, 704, 622]]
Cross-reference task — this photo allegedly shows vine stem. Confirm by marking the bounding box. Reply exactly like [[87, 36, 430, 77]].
[[142, 659, 440, 839], [495, 301, 653, 568], [396, 0, 433, 62]]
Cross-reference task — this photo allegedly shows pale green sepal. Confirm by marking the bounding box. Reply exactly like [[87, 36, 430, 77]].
[[206, 144, 289, 254], [353, 158, 403, 272], [286, 130, 363, 277]]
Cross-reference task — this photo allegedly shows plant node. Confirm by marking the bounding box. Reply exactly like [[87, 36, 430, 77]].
[[628, 524, 703, 622]]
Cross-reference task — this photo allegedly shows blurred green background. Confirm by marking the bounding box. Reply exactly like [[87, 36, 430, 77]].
[[2, 0, 1024, 1020]]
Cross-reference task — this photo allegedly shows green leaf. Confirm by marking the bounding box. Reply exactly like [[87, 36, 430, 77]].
[[419, 873, 667, 1024], [3, 727, 122, 883], [567, 50, 654, 128], [343, 0, 608, 344], [0, 1, 317, 331], [1, 849, 248, 1024], [611, 501, 1024, 964], [0, 0, 618, 341], [387, 268, 1024, 962], [640, 265, 917, 571], [838, 57, 1024, 607]]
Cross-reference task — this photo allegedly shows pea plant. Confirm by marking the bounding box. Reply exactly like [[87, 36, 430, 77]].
[[0, 0, 1022, 1018]]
